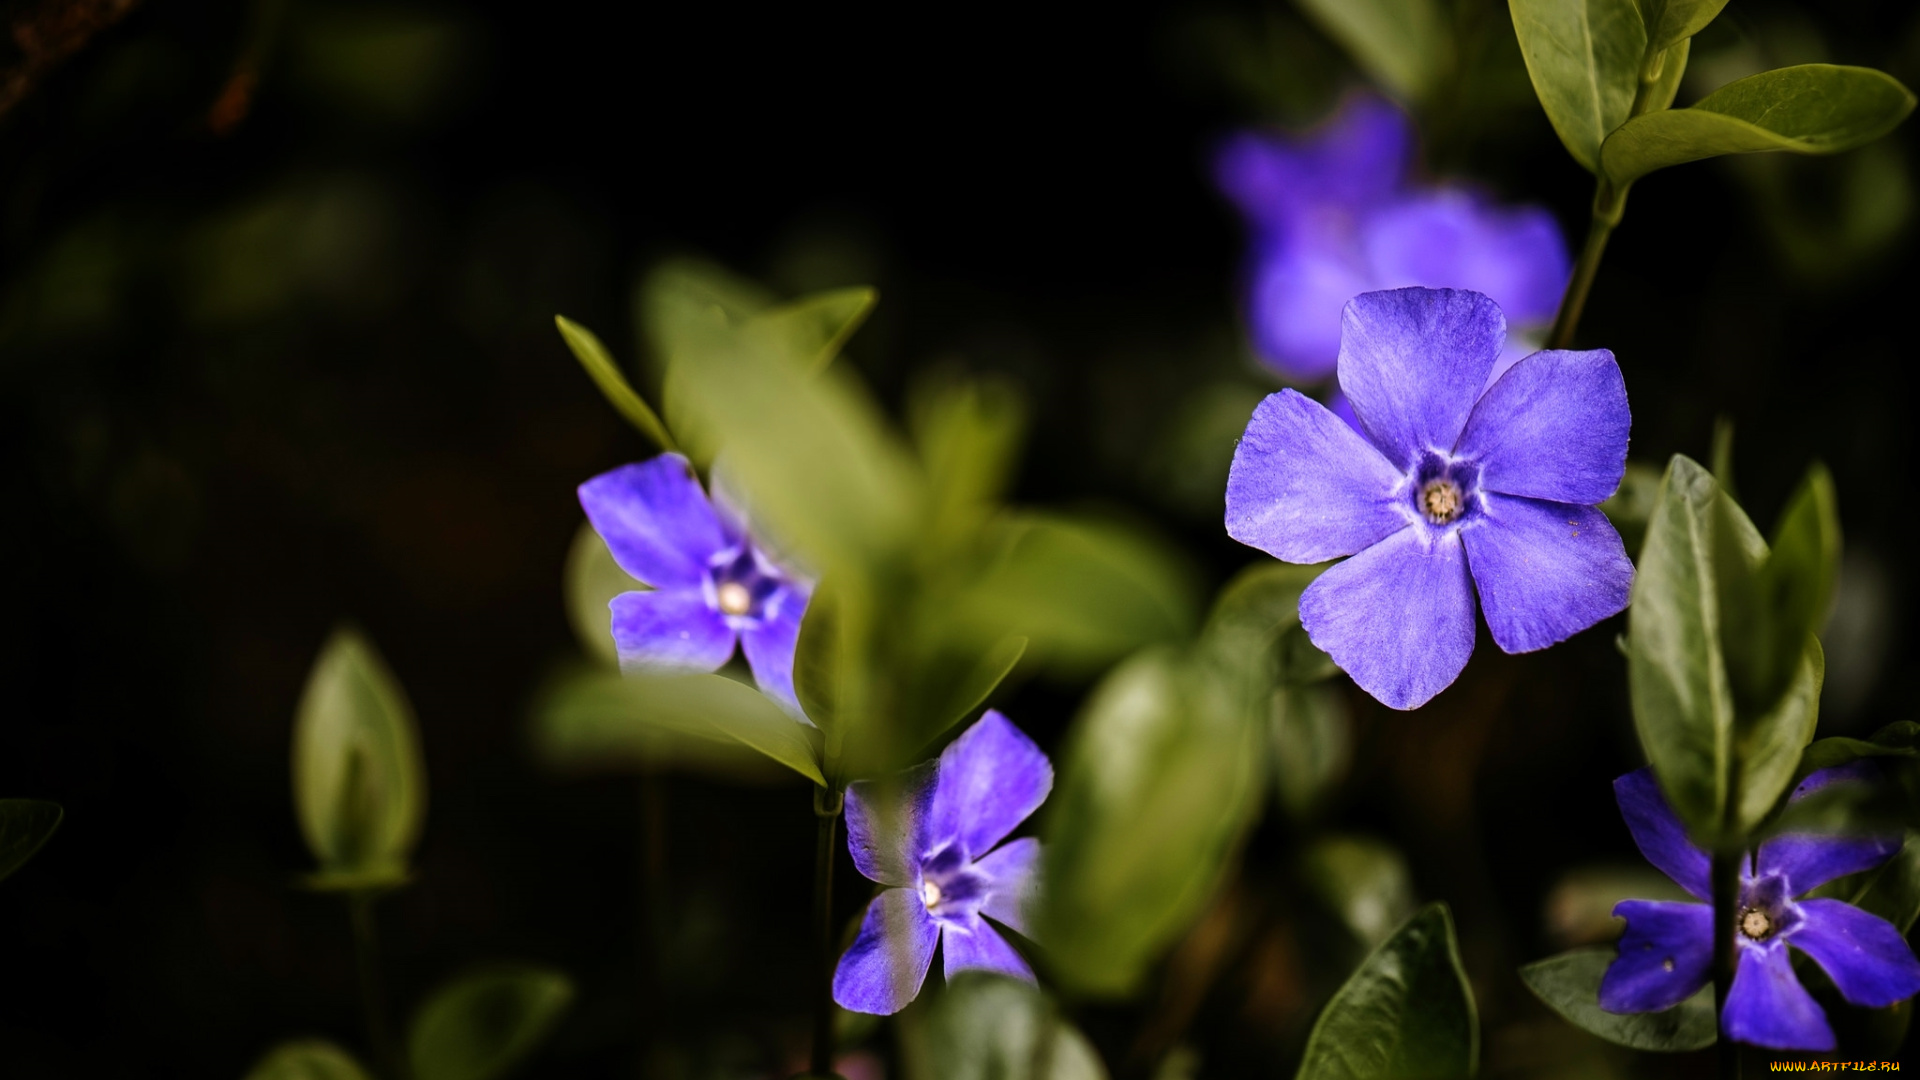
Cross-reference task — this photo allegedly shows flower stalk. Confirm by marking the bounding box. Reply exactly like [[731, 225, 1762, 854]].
[[1710, 848, 1740, 1080], [809, 783, 844, 1077], [348, 891, 402, 1080]]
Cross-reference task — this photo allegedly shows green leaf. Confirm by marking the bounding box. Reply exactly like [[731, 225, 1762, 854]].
[[915, 973, 1109, 1080], [292, 628, 427, 886], [1039, 646, 1262, 996], [408, 965, 574, 1080], [1301, 835, 1414, 948], [1520, 947, 1715, 1051], [1849, 830, 1920, 935], [1601, 65, 1917, 185], [553, 315, 676, 452], [1733, 638, 1824, 832], [1642, 38, 1691, 114], [1201, 561, 1327, 685], [1801, 722, 1920, 775], [1295, 903, 1477, 1080], [910, 373, 1029, 555], [562, 522, 640, 667], [0, 800, 61, 884], [242, 1039, 373, 1080], [547, 671, 822, 785], [528, 665, 790, 782], [1636, 0, 1729, 55], [1509, 0, 1647, 172], [1272, 682, 1351, 822], [1722, 464, 1840, 714], [1598, 461, 1662, 558], [1293, 0, 1448, 103], [900, 636, 1029, 752], [744, 286, 877, 373]]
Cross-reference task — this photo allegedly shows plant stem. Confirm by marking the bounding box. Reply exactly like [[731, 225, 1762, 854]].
[[1547, 179, 1629, 350], [349, 891, 403, 1080], [1711, 849, 1739, 1080], [809, 784, 844, 1078]]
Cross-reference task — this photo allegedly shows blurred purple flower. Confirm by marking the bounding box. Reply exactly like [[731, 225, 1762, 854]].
[[833, 710, 1050, 1015], [1603, 764, 1920, 1051], [577, 453, 811, 715], [1225, 287, 1632, 710], [1215, 94, 1571, 383]]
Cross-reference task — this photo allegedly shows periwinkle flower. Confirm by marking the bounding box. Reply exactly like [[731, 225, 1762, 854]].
[[1225, 287, 1633, 710], [833, 710, 1050, 1015], [577, 453, 810, 714], [1215, 93, 1570, 384], [1604, 765, 1920, 1051]]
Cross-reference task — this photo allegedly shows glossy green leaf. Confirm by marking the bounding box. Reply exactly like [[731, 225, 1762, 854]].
[[1302, 835, 1414, 948], [1848, 831, 1920, 935], [242, 1040, 373, 1080], [551, 671, 822, 785], [1295, 903, 1477, 1080], [1637, 0, 1728, 55], [408, 965, 574, 1080], [293, 628, 426, 887], [562, 522, 640, 667], [0, 800, 61, 884], [1272, 682, 1350, 822], [1800, 721, 1920, 775], [1722, 464, 1840, 714], [1040, 646, 1262, 996], [917, 973, 1109, 1080], [1509, 0, 1647, 172], [901, 636, 1029, 751], [1598, 461, 1662, 558], [744, 286, 876, 373], [1201, 561, 1327, 685], [1733, 638, 1824, 832], [1642, 38, 1691, 115], [528, 665, 789, 782], [1520, 947, 1715, 1051], [1601, 65, 1917, 185], [1293, 0, 1448, 103], [554, 315, 676, 452]]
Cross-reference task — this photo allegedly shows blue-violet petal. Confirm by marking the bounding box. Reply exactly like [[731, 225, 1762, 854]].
[[832, 888, 942, 1016], [1298, 525, 1477, 711], [1599, 899, 1713, 1013], [1454, 349, 1630, 506], [1225, 389, 1410, 563], [1462, 496, 1632, 654], [1336, 288, 1506, 471], [578, 454, 728, 589]]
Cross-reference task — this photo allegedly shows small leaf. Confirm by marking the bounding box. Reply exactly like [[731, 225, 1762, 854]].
[[1801, 721, 1920, 775], [1509, 0, 1647, 172], [292, 628, 427, 883], [1637, 0, 1729, 55], [1733, 638, 1824, 833], [1272, 682, 1350, 822], [553, 671, 823, 785], [1293, 0, 1449, 104], [1601, 65, 1917, 185], [0, 800, 61, 884], [1642, 38, 1691, 114], [1520, 947, 1716, 1051], [553, 315, 676, 452], [1295, 903, 1477, 1080], [915, 973, 1109, 1080], [1598, 461, 1662, 558], [1849, 830, 1920, 935], [243, 1039, 373, 1080], [1301, 835, 1414, 948], [1723, 464, 1840, 714], [900, 636, 1029, 751], [528, 665, 789, 782], [744, 286, 877, 373], [408, 965, 575, 1080], [1201, 561, 1327, 685], [562, 522, 641, 668], [910, 373, 1029, 555]]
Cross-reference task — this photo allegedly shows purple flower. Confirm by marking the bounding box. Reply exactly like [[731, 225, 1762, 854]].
[[1602, 764, 1920, 1051], [1215, 93, 1570, 384], [1224, 287, 1633, 710], [832, 710, 1050, 1015], [577, 453, 811, 715]]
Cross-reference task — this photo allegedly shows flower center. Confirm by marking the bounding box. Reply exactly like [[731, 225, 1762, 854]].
[[1740, 907, 1773, 940], [716, 581, 753, 616], [1420, 479, 1464, 524], [921, 880, 942, 909]]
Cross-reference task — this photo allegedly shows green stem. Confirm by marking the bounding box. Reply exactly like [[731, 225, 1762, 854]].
[[1711, 850, 1740, 1080], [349, 891, 403, 1080], [809, 784, 844, 1078], [1546, 180, 1629, 350]]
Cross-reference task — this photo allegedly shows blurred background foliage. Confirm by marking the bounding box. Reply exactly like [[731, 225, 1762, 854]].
[[1, 0, 1918, 1076]]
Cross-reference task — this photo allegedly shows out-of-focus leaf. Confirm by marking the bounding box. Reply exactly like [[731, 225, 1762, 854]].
[[529, 666, 789, 782], [0, 800, 61, 884], [563, 522, 641, 667], [408, 965, 574, 1080], [1146, 380, 1271, 520], [293, 628, 426, 889], [1542, 865, 1688, 948], [958, 512, 1200, 679], [1848, 830, 1920, 935], [1598, 461, 1662, 558], [744, 286, 876, 373], [1520, 947, 1715, 1051], [1293, 0, 1448, 103], [1637, 0, 1728, 55], [543, 671, 822, 786], [918, 973, 1108, 1080], [1722, 464, 1839, 715], [1301, 835, 1414, 948], [1201, 561, 1327, 685], [1295, 903, 1477, 1080], [243, 1039, 373, 1080], [1601, 65, 1916, 185], [910, 373, 1028, 554], [553, 315, 675, 452], [899, 636, 1029, 754], [1801, 721, 1920, 775], [1040, 646, 1262, 996], [1643, 39, 1691, 130], [1272, 682, 1349, 821], [1734, 639, 1824, 831], [1509, 0, 1647, 172]]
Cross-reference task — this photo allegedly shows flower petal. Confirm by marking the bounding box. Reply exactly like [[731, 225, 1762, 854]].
[[1613, 767, 1711, 900], [1245, 232, 1375, 382], [608, 589, 736, 674], [845, 761, 938, 888], [976, 837, 1042, 938], [739, 584, 812, 722], [1336, 287, 1506, 470], [931, 711, 1052, 860], [1298, 525, 1476, 710], [1787, 899, 1920, 1008], [832, 889, 942, 1015], [1212, 95, 1411, 232], [1462, 496, 1633, 654], [1598, 900, 1713, 1012], [578, 454, 727, 588], [1758, 834, 1901, 897], [1362, 189, 1570, 326], [1722, 943, 1835, 1051], [1454, 349, 1629, 505], [1225, 390, 1411, 563], [941, 917, 1036, 984]]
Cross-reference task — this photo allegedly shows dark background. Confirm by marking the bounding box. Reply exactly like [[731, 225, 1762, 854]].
[[0, 0, 1915, 1075]]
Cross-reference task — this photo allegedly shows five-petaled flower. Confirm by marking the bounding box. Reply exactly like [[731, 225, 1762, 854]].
[[832, 710, 1050, 1015], [1603, 764, 1920, 1051], [1225, 286, 1634, 710], [577, 453, 811, 715], [1215, 93, 1569, 385]]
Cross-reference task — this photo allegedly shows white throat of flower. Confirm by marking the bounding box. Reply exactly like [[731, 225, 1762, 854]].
[[716, 581, 753, 616]]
